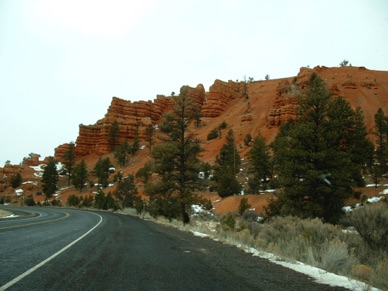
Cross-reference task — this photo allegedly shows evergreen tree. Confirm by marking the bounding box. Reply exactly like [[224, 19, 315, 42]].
[[145, 124, 155, 151], [113, 174, 138, 208], [71, 159, 88, 192], [271, 73, 371, 223], [11, 173, 22, 188], [247, 135, 272, 193], [213, 129, 241, 197], [147, 86, 204, 223], [94, 157, 113, 188], [108, 120, 120, 151], [63, 142, 76, 186], [216, 168, 242, 197], [129, 134, 140, 156], [114, 141, 130, 167], [42, 158, 59, 199], [374, 108, 388, 174], [136, 162, 153, 183]]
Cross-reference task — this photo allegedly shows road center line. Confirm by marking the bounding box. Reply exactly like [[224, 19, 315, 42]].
[[0, 211, 70, 230], [0, 212, 103, 291]]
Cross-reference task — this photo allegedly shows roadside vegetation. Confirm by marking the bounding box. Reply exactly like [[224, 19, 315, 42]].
[[3, 73, 388, 289]]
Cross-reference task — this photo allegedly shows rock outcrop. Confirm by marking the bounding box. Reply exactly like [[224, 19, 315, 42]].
[[202, 79, 246, 118], [49, 66, 388, 160], [70, 84, 206, 157]]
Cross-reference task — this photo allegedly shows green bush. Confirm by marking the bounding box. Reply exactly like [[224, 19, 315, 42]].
[[207, 128, 219, 140], [238, 197, 251, 215], [221, 213, 236, 231]]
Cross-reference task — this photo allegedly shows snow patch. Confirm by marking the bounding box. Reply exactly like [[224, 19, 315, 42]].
[[191, 231, 209, 238]]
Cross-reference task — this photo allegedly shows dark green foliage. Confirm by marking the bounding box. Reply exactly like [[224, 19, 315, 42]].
[[374, 108, 388, 174], [108, 120, 120, 151], [244, 133, 253, 146], [221, 213, 236, 231], [247, 135, 272, 193], [136, 162, 153, 183], [81, 196, 94, 208], [339, 59, 351, 66], [216, 169, 242, 197], [93, 157, 113, 188], [215, 129, 241, 175], [24, 195, 36, 206], [207, 128, 220, 140], [113, 174, 138, 208], [114, 141, 130, 166], [219, 121, 227, 130], [63, 142, 75, 186], [145, 124, 155, 151], [11, 173, 22, 188], [213, 129, 242, 197], [146, 87, 204, 222], [67, 194, 81, 207], [270, 73, 372, 223], [148, 193, 180, 221], [42, 158, 58, 198], [199, 162, 212, 179], [71, 159, 88, 192], [238, 197, 251, 215], [129, 132, 140, 156], [94, 190, 118, 210]]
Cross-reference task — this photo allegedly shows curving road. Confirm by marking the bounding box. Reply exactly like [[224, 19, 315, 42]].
[[0, 206, 346, 291]]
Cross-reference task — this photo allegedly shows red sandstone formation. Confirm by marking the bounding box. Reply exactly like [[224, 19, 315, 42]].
[[55, 66, 387, 160]]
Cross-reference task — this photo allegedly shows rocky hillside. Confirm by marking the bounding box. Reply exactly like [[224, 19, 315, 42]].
[[1, 66, 388, 209]]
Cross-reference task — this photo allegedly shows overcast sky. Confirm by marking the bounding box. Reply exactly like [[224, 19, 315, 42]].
[[1, 0, 388, 165]]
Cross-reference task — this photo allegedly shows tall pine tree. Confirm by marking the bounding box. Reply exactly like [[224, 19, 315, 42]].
[[147, 86, 203, 223], [213, 129, 242, 197], [247, 134, 272, 193], [42, 158, 59, 199], [271, 73, 372, 223], [63, 142, 75, 186], [71, 159, 88, 192]]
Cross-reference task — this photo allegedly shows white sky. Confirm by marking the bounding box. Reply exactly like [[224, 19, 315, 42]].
[[1, 0, 388, 164]]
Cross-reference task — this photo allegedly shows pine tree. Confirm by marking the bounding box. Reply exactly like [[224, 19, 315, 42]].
[[42, 158, 59, 199], [247, 135, 272, 193], [11, 173, 22, 188], [114, 141, 130, 167], [108, 120, 120, 151], [374, 108, 388, 174], [94, 157, 113, 188], [63, 142, 75, 186], [213, 129, 241, 197], [113, 175, 138, 208], [71, 159, 88, 192], [145, 124, 155, 151], [147, 86, 204, 223], [271, 73, 372, 223]]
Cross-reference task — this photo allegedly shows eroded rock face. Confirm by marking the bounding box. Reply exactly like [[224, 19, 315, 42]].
[[202, 79, 246, 118], [54, 66, 388, 160], [70, 84, 206, 157]]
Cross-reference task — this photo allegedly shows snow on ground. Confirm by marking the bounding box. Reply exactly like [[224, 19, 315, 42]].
[[367, 196, 385, 203], [190, 230, 379, 290], [15, 189, 23, 196], [379, 189, 388, 194]]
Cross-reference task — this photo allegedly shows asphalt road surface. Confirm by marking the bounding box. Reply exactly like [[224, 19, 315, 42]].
[[0, 206, 347, 291]]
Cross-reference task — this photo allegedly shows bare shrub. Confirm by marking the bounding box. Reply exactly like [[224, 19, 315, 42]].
[[346, 202, 388, 252], [252, 216, 355, 274], [371, 258, 388, 290]]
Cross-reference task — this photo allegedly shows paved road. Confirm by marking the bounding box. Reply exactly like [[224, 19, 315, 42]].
[[0, 206, 346, 291]]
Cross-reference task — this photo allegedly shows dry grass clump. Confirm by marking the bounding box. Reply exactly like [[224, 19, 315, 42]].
[[122, 201, 388, 288], [248, 216, 356, 275]]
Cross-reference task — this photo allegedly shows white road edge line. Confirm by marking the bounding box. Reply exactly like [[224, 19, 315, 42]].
[[0, 212, 103, 291]]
